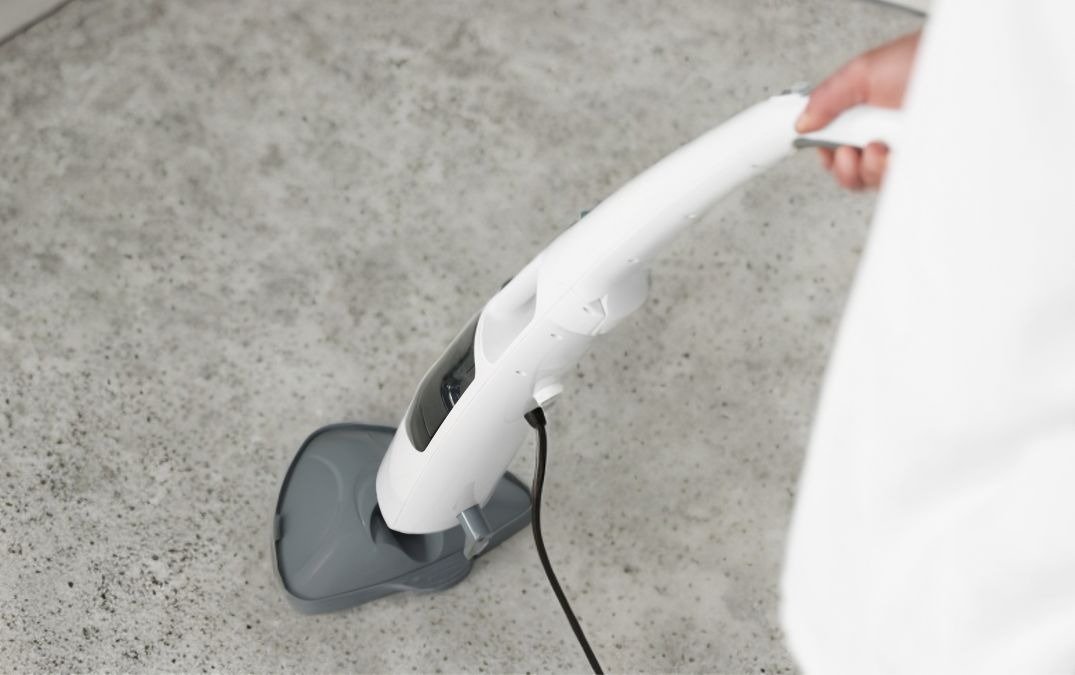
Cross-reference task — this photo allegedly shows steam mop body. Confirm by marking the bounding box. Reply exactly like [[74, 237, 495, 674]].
[[273, 90, 898, 612]]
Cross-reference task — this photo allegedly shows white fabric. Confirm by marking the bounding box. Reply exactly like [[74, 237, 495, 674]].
[[781, 1, 1075, 673]]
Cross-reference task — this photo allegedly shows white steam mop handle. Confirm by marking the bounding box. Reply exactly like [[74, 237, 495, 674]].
[[376, 90, 901, 535], [795, 104, 901, 149], [523, 92, 898, 337]]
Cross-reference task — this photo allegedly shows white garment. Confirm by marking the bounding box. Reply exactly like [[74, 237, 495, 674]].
[[781, 1, 1075, 673]]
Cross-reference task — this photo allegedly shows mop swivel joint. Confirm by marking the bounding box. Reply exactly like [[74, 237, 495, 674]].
[[457, 505, 493, 559]]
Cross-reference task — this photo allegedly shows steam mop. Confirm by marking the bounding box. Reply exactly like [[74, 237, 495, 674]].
[[271, 87, 897, 663]]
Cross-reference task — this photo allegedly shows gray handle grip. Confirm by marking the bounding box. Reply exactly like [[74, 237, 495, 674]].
[[794, 105, 902, 150]]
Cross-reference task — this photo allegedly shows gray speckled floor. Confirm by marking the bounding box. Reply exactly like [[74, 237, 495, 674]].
[[0, 1, 920, 672]]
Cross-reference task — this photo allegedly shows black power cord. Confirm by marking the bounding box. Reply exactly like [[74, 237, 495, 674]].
[[524, 407, 605, 675]]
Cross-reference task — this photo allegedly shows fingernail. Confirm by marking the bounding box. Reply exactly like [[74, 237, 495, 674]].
[[795, 112, 813, 133]]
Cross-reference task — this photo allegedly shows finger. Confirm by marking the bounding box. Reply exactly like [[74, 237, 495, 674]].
[[860, 142, 889, 187], [818, 147, 835, 170], [833, 146, 864, 190], [796, 57, 869, 133]]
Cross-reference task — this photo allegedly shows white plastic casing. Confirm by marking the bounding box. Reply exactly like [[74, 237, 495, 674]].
[[376, 91, 899, 534]]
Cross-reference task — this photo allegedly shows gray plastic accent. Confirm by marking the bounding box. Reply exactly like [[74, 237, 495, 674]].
[[793, 137, 844, 150], [457, 505, 492, 559], [272, 423, 531, 614]]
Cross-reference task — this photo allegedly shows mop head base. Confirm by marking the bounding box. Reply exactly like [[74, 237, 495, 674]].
[[272, 423, 531, 614]]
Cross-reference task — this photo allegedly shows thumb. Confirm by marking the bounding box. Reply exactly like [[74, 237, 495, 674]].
[[796, 59, 869, 134]]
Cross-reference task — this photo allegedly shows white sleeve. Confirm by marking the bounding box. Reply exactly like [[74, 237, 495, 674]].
[[780, 1, 1075, 672]]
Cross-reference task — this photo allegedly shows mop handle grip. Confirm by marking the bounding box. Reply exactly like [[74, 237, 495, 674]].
[[524, 92, 902, 331], [794, 103, 901, 149]]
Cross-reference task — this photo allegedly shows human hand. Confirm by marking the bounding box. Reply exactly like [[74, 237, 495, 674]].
[[797, 30, 921, 190]]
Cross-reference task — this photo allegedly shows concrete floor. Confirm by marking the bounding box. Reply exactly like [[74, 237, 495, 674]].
[[0, 1, 920, 672], [0, 0, 72, 44]]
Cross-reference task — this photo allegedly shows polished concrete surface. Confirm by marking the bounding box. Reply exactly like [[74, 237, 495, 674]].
[[0, 0, 72, 44], [0, 1, 920, 672]]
